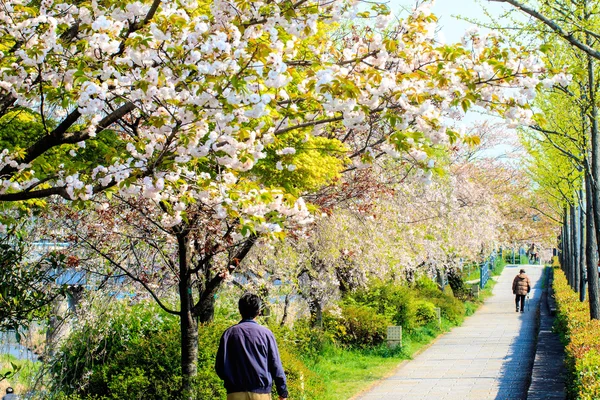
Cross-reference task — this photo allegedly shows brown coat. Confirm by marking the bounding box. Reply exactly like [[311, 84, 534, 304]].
[[512, 273, 531, 295]]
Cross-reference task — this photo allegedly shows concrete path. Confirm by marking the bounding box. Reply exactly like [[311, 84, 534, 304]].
[[356, 264, 544, 400]]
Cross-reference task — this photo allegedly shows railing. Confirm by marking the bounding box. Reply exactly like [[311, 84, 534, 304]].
[[480, 251, 497, 289]]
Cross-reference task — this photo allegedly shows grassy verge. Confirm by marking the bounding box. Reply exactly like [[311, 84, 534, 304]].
[[463, 263, 480, 281], [463, 255, 507, 283], [305, 322, 453, 400]]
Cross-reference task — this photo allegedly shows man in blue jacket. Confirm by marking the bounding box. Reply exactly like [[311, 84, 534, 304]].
[[216, 293, 288, 400], [2, 387, 18, 400]]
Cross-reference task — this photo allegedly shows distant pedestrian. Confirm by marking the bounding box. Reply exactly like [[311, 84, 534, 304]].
[[215, 293, 288, 400], [3, 387, 18, 400], [512, 269, 531, 313], [528, 243, 538, 264]]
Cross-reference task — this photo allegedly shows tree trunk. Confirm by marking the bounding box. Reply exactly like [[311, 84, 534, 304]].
[[177, 231, 198, 399], [586, 172, 600, 319], [280, 294, 290, 327], [579, 189, 587, 301], [180, 306, 198, 399], [570, 206, 576, 289], [573, 204, 580, 293], [560, 212, 569, 279], [564, 209, 572, 287], [195, 236, 258, 324], [197, 292, 216, 324], [558, 231, 564, 271], [309, 298, 323, 328]]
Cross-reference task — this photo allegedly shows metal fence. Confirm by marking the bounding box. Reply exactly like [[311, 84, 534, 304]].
[[480, 251, 497, 289]]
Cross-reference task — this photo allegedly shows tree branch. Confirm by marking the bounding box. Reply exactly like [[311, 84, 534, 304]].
[[491, 0, 600, 60]]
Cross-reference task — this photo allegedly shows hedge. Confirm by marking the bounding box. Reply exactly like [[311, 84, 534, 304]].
[[553, 269, 600, 400]]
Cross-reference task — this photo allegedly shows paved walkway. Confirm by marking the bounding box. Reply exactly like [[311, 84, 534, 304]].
[[356, 264, 544, 400]]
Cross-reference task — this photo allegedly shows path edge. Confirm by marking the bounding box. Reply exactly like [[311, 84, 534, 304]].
[[526, 266, 567, 400], [347, 330, 442, 400]]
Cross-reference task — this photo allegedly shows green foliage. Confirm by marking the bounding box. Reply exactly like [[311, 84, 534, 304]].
[[194, 320, 230, 400], [0, 231, 62, 332], [49, 300, 182, 399], [414, 275, 438, 292], [252, 133, 348, 196], [492, 256, 507, 276], [273, 342, 326, 400], [50, 300, 321, 400], [274, 320, 329, 362], [0, 353, 40, 392], [323, 304, 390, 348], [349, 280, 418, 329], [414, 300, 437, 325], [0, 109, 46, 151], [417, 278, 465, 324]]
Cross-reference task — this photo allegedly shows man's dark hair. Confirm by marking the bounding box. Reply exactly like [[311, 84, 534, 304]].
[[239, 293, 262, 319], [520, 269, 526, 274], [6, 387, 14, 394]]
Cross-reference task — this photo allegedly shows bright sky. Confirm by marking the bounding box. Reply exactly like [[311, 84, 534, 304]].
[[389, 0, 514, 44], [388, 0, 523, 155]]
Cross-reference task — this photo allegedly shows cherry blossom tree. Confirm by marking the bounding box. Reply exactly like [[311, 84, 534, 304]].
[[239, 126, 554, 328], [0, 0, 562, 393]]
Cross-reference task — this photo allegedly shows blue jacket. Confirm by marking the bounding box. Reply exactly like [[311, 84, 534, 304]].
[[215, 320, 288, 397]]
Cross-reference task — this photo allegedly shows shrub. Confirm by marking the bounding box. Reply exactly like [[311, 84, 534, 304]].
[[274, 319, 329, 362], [323, 304, 390, 347], [415, 300, 437, 325], [273, 342, 326, 400], [415, 277, 465, 325], [195, 321, 231, 399], [349, 281, 418, 329], [49, 300, 184, 399], [553, 268, 600, 400]]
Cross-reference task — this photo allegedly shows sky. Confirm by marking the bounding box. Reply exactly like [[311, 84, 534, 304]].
[[388, 0, 523, 151], [389, 0, 515, 43]]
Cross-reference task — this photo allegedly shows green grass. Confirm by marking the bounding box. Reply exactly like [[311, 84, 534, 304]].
[[306, 318, 478, 400], [463, 256, 506, 282], [305, 344, 405, 400], [462, 263, 480, 281]]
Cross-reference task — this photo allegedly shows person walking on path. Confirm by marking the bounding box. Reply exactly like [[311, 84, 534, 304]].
[[513, 268, 531, 313], [528, 243, 538, 264], [215, 293, 288, 400]]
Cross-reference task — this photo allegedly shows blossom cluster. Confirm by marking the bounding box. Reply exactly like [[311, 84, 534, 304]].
[[0, 0, 555, 236]]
